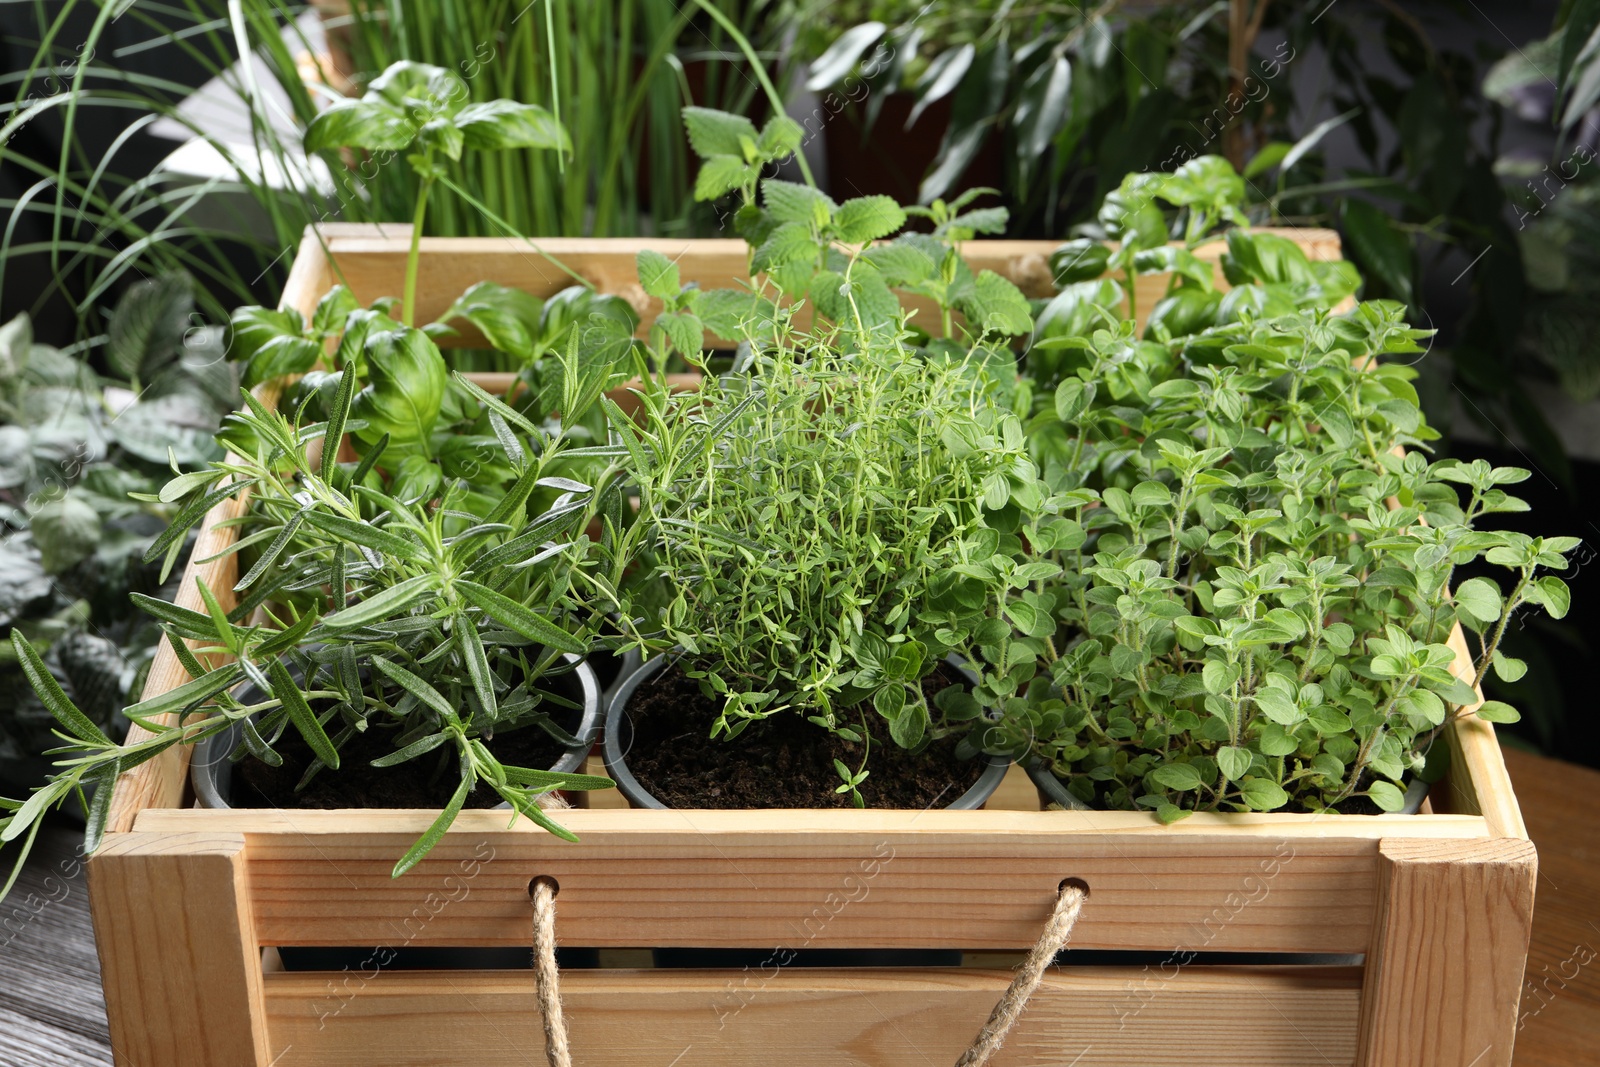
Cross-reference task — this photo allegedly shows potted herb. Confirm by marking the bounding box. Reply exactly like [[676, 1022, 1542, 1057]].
[[0, 310, 636, 894], [602, 315, 1033, 811], [964, 165, 1579, 817]]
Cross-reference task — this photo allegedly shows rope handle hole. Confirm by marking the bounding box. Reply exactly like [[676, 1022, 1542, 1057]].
[[1057, 877, 1090, 899], [529, 875, 561, 899]]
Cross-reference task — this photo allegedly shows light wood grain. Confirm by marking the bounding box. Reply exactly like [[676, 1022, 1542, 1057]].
[[261, 964, 1363, 1067], [88, 832, 271, 1066], [121, 811, 1481, 953], [1356, 837, 1538, 1067]]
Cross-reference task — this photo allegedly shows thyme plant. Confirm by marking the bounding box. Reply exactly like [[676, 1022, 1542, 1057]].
[[615, 307, 1035, 803]]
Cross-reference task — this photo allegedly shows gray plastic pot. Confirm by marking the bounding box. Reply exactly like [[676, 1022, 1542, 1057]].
[[602, 654, 1011, 810], [1025, 758, 1430, 815], [191, 653, 601, 810]]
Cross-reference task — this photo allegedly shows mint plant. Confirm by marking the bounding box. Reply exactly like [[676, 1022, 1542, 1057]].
[[684, 107, 1032, 347], [1038, 155, 1360, 347]]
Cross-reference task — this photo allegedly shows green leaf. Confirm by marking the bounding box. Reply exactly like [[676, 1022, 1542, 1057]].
[[459, 621, 496, 722], [682, 107, 760, 158], [1491, 649, 1528, 683], [392, 768, 472, 877], [694, 156, 753, 201], [9, 632, 112, 746], [435, 282, 546, 363], [370, 656, 458, 724], [229, 306, 321, 388], [752, 222, 818, 273], [1342, 199, 1414, 305], [1452, 577, 1503, 625], [369, 731, 449, 768], [1475, 700, 1521, 724], [659, 311, 704, 361], [763, 179, 834, 227], [833, 196, 906, 243], [456, 581, 586, 654], [1534, 575, 1571, 620], [351, 325, 447, 450], [304, 97, 417, 152], [1365, 780, 1405, 813], [1237, 777, 1288, 811], [302, 509, 426, 563], [455, 100, 568, 152], [107, 273, 191, 381], [636, 249, 681, 302], [321, 574, 439, 632], [966, 271, 1033, 336], [1216, 745, 1251, 781], [28, 490, 100, 575], [1150, 761, 1204, 792], [320, 365, 358, 483], [268, 658, 339, 770]]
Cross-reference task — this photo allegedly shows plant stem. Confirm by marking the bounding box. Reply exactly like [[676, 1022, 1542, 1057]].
[[403, 172, 435, 327]]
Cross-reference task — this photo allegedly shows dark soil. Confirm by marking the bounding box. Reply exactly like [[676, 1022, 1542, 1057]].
[[621, 663, 986, 809], [233, 680, 584, 810]]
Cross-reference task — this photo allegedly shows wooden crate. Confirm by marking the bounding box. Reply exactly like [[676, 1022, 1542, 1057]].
[[88, 226, 1535, 1067]]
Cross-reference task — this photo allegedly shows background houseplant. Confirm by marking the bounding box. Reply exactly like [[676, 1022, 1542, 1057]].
[[0, 278, 233, 800]]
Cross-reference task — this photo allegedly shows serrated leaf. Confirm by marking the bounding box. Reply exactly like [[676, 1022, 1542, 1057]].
[[636, 249, 680, 302], [833, 196, 906, 243], [682, 107, 759, 158]]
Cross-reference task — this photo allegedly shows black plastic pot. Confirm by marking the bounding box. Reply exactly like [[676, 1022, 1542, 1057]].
[[604, 654, 1006, 971], [1025, 759, 1431, 815], [603, 654, 1011, 811], [190, 654, 602, 974], [192, 653, 601, 810]]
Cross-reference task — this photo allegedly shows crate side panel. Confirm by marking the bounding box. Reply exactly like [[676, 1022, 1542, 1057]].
[[263, 965, 1361, 1067], [219, 815, 1395, 952]]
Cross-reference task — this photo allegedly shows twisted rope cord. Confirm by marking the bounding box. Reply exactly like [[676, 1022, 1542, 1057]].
[[531, 878, 572, 1067], [955, 882, 1088, 1067]]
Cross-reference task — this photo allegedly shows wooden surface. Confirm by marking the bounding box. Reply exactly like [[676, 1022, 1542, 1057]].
[[1356, 838, 1538, 1067], [2, 750, 1596, 1064]]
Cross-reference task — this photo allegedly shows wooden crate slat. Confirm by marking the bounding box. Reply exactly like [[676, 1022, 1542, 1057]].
[[1356, 838, 1537, 1067], [88, 832, 271, 1066], [322, 227, 1343, 340], [261, 965, 1363, 1067], [120, 811, 1488, 952]]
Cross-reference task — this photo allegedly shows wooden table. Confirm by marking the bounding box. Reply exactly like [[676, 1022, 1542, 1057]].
[[2, 750, 1595, 1065]]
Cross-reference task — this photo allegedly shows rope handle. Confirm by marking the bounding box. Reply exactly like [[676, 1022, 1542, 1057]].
[[530, 877, 572, 1067], [529, 875, 1088, 1067], [956, 879, 1089, 1067]]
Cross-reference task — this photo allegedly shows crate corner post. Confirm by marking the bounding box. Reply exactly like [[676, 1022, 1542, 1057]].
[[88, 830, 275, 1067], [1356, 835, 1537, 1067]]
